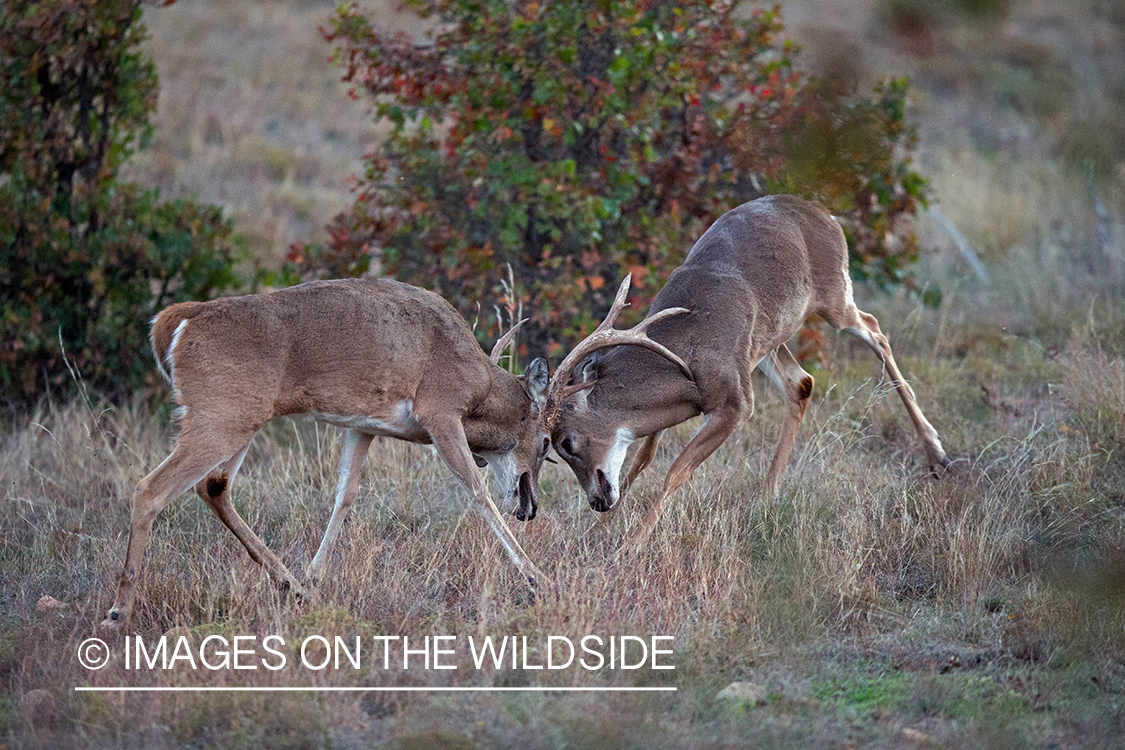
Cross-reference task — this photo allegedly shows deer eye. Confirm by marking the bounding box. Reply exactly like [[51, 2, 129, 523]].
[[559, 437, 574, 457], [540, 437, 550, 456]]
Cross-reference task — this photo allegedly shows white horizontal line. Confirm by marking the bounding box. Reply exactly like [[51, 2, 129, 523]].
[[74, 686, 676, 693]]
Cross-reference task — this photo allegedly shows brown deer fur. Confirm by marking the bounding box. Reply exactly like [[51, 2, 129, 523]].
[[549, 195, 950, 542], [103, 278, 550, 629]]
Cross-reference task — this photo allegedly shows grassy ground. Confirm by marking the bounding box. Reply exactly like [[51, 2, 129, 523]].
[[3, 244, 1122, 747], [4, 0, 1125, 747]]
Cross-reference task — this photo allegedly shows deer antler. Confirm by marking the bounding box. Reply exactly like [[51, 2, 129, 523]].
[[490, 318, 527, 364], [543, 275, 691, 427]]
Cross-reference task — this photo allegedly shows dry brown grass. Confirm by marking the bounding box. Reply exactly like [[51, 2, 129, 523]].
[[3, 289, 1124, 746], [120, 0, 411, 270], [3, 0, 1125, 747]]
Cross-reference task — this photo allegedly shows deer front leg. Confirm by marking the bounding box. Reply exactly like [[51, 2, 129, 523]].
[[424, 415, 545, 591], [623, 405, 740, 550], [307, 429, 375, 582], [621, 431, 662, 495]]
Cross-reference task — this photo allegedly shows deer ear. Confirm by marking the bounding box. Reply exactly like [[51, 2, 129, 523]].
[[567, 355, 600, 413], [524, 357, 549, 409], [576, 353, 600, 383]]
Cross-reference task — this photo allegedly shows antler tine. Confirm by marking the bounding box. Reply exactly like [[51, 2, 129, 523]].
[[543, 275, 693, 426], [592, 274, 633, 334], [489, 318, 528, 364], [629, 305, 692, 334], [547, 275, 633, 398]]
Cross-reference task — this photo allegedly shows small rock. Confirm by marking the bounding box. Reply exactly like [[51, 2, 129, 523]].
[[20, 689, 55, 723], [901, 727, 936, 745], [21, 689, 50, 710], [716, 681, 769, 708], [36, 595, 63, 613]]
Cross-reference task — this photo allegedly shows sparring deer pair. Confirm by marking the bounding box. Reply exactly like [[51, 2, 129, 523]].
[[103, 195, 949, 628]]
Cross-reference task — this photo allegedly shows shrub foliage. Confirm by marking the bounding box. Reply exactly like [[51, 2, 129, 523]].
[[0, 0, 244, 405], [310, 0, 932, 356]]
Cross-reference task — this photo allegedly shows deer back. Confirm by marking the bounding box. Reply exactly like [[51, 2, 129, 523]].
[[575, 196, 850, 419], [154, 279, 496, 431]]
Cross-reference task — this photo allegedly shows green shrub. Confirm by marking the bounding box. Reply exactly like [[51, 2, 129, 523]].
[[0, 0, 245, 406], [305, 0, 932, 357]]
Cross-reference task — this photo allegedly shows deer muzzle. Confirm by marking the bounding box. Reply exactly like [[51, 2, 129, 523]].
[[515, 471, 537, 521], [590, 469, 616, 512]]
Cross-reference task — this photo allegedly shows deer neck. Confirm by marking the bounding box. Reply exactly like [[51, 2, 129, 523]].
[[589, 349, 700, 438], [462, 366, 527, 453]]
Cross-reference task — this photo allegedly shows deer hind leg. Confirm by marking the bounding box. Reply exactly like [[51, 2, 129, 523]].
[[194, 440, 306, 597], [306, 429, 374, 582], [102, 428, 249, 629], [832, 306, 950, 469], [623, 404, 741, 551], [758, 343, 815, 498], [621, 430, 662, 495]]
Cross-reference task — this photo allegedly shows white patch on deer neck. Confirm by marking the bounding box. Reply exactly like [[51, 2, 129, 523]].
[[604, 427, 635, 497], [477, 451, 519, 514]]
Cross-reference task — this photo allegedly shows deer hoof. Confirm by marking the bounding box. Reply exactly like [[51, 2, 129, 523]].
[[99, 610, 124, 631]]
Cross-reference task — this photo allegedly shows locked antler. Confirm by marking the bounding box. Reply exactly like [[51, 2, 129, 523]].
[[542, 275, 691, 428]]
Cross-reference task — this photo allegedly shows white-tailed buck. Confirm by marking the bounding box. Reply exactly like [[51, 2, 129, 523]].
[[102, 278, 552, 628], [543, 195, 950, 541]]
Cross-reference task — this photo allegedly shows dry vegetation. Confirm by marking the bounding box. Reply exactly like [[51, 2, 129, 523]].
[[3, 0, 1125, 747], [4, 268, 1122, 747]]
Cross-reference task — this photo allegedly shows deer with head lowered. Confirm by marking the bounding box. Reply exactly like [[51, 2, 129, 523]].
[[542, 195, 950, 542], [102, 278, 553, 629]]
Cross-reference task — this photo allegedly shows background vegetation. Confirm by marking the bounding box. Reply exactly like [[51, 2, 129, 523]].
[[0, 0, 245, 408], [1, 0, 934, 407], [306, 0, 932, 356], [1, 0, 1123, 747]]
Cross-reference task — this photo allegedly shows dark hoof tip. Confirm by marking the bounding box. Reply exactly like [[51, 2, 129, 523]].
[[930, 455, 953, 477]]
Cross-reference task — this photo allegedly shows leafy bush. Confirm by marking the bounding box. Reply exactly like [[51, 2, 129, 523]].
[[0, 0, 244, 406], [306, 0, 931, 356]]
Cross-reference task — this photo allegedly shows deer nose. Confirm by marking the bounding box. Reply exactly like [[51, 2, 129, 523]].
[[590, 469, 615, 512], [515, 471, 537, 521]]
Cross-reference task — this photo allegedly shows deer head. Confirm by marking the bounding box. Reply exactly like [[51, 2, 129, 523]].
[[475, 320, 550, 520], [540, 275, 691, 512]]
